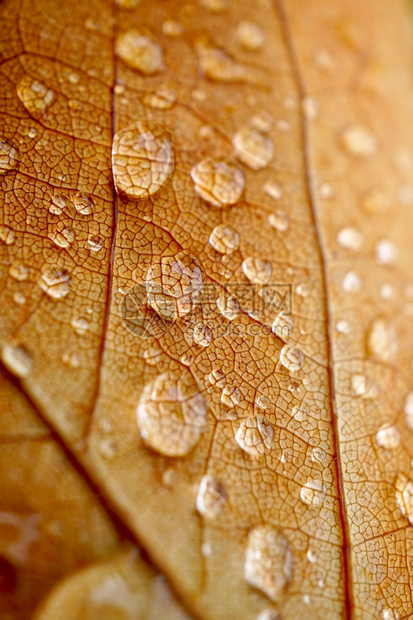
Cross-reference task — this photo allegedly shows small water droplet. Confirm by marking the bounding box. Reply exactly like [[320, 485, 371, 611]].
[[395, 473, 413, 524], [242, 257, 272, 284], [280, 345, 304, 372], [199, 0, 228, 12], [307, 548, 318, 563], [221, 385, 241, 407], [292, 405, 307, 421], [73, 193, 93, 215], [87, 235, 102, 253], [251, 112, 273, 133], [180, 352, 194, 366], [196, 475, 226, 518], [319, 182, 334, 199], [256, 610, 280, 620], [98, 437, 118, 460], [376, 239, 399, 266], [302, 96, 319, 119], [272, 312, 293, 338], [342, 271, 362, 293], [404, 392, 413, 429], [375, 425, 400, 450], [17, 76, 55, 117], [336, 320, 351, 334], [244, 525, 293, 602], [367, 318, 397, 362], [296, 283, 310, 297], [39, 268, 71, 299], [237, 21, 266, 51], [115, 30, 165, 74], [380, 283, 395, 300], [209, 368, 226, 388], [71, 316, 90, 335], [27, 127, 38, 139], [0, 139, 20, 174], [142, 88, 176, 110], [162, 19, 184, 37], [209, 224, 240, 254], [137, 370, 207, 456], [382, 608, 399, 620], [268, 211, 289, 232], [233, 126, 274, 170], [143, 347, 162, 366], [351, 373, 378, 399], [235, 415, 274, 455], [162, 467, 177, 486], [191, 157, 244, 207], [1, 343, 32, 378], [300, 479, 327, 506], [50, 227, 74, 248], [256, 395, 270, 410], [194, 323, 212, 347], [311, 448, 326, 464], [13, 292, 26, 305], [112, 122, 174, 201], [0, 225, 15, 246], [264, 179, 283, 200], [62, 351, 80, 368], [196, 39, 245, 82], [49, 195, 68, 215], [341, 124, 377, 157], [337, 227, 364, 251], [303, 594, 311, 605]]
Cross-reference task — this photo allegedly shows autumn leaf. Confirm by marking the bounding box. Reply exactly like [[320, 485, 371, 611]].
[[1, 0, 413, 618]]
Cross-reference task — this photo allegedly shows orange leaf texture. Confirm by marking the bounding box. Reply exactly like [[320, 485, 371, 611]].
[[1, 0, 413, 618]]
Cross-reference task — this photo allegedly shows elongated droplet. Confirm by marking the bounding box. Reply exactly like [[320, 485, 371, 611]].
[[395, 473, 413, 524], [242, 257, 272, 284], [115, 30, 165, 74], [193, 323, 212, 347], [39, 268, 71, 299], [237, 21, 266, 51], [0, 225, 15, 245], [272, 312, 293, 337], [196, 475, 226, 518], [233, 126, 274, 170], [404, 392, 413, 429], [235, 415, 274, 456], [1, 343, 32, 378], [268, 211, 289, 232], [17, 76, 54, 118], [244, 525, 293, 602], [217, 293, 240, 320], [300, 479, 327, 506], [367, 318, 397, 362], [280, 345, 304, 372], [137, 370, 207, 457], [191, 157, 244, 207], [74, 193, 93, 215], [196, 40, 246, 82], [112, 122, 174, 201], [375, 425, 400, 449], [209, 224, 240, 253], [9, 262, 29, 281], [0, 139, 19, 174]]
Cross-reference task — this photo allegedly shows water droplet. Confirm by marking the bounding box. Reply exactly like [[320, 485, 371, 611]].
[[73, 193, 93, 215], [375, 425, 400, 450], [300, 479, 327, 506], [256, 395, 270, 410], [404, 392, 413, 429], [395, 473, 413, 524], [209, 224, 240, 253], [196, 475, 227, 518], [0, 139, 19, 174], [303, 594, 311, 605], [146, 252, 203, 321], [221, 385, 241, 407], [235, 415, 274, 455], [336, 320, 351, 334], [27, 127, 38, 139], [302, 96, 319, 119], [367, 318, 397, 362], [242, 257, 272, 284], [49, 195, 68, 215], [191, 157, 244, 207], [296, 283, 310, 297], [137, 370, 207, 456], [199, 0, 228, 12], [237, 21, 266, 51], [112, 122, 174, 201], [382, 608, 399, 620], [376, 239, 399, 266], [196, 39, 245, 82], [256, 610, 280, 620], [143, 347, 162, 366], [292, 405, 307, 421], [272, 312, 293, 338], [351, 373, 378, 399], [307, 548, 318, 563], [209, 368, 226, 388], [71, 316, 89, 335], [1, 343, 32, 378], [251, 112, 273, 133], [87, 235, 102, 252], [194, 323, 212, 347], [0, 225, 15, 246], [17, 76, 54, 117], [142, 88, 176, 110], [50, 227, 74, 248], [39, 268, 71, 299], [264, 180, 283, 200], [62, 351, 80, 368], [361, 189, 389, 214], [115, 30, 165, 74], [311, 448, 327, 464], [115, 0, 141, 8], [13, 292, 26, 305], [98, 438, 118, 460], [244, 525, 293, 602], [342, 271, 362, 293], [341, 124, 377, 157], [380, 283, 395, 300], [233, 126, 274, 170], [268, 211, 289, 232], [337, 227, 364, 251], [280, 345, 304, 372], [162, 20, 184, 37]]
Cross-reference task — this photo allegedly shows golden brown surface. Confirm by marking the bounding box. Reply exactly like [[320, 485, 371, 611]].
[[1, 0, 413, 618]]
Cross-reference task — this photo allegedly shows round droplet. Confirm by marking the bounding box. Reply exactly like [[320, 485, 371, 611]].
[[216, 294, 240, 321], [112, 122, 174, 201], [296, 283, 310, 297], [272, 312, 293, 337], [233, 126, 274, 170], [194, 323, 212, 347], [256, 395, 270, 410], [342, 271, 362, 293], [280, 345, 304, 372], [50, 195, 68, 215], [191, 157, 244, 207], [137, 369, 207, 457], [50, 227, 74, 248], [142, 89, 176, 110], [336, 320, 351, 334], [196, 475, 226, 518], [115, 30, 165, 74], [244, 525, 293, 602], [251, 112, 273, 133], [146, 252, 202, 321], [311, 448, 327, 464], [268, 211, 289, 232], [237, 21, 266, 51], [292, 405, 307, 421], [375, 425, 400, 450], [0, 225, 15, 246], [17, 76, 54, 118], [337, 227, 364, 251], [209, 368, 226, 388], [162, 20, 184, 37], [395, 473, 413, 524], [39, 268, 71, 299], [302, 96, 319, 119], [341, 124, 377, 157], [367, 318, 397, 362], [300, 479, 327, 506], [1, 343, 32, 378], [242, 257, 272, 284], [264, 180, 283, 200], [376, 239, 399, 266], [74, 193, 93, 215], [0, 139, 19, 174], [88, 235, 102, 252], [71, 316, 90, 335], [221, 385, 241, 407], [209, 224, 240, 254], [235, 415, 274, 455]]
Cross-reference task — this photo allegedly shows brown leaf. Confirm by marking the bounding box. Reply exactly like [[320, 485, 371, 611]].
[[1, 0, 413, 618]]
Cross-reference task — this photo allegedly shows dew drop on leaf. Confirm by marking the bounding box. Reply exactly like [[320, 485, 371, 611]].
[[1, 343, 32, 378], [395, 473, 413, 524], [0, 225, 15, 246], [375, 239, 399, 266], [256, 609, 280, 620], [0, 139, 19, 174], [193, 323, 212, 347], [221, 385, 241, 407], [235, 415, 274, 455], [340, 124, 377, 157], [242, 257, 272, 284], [191, 157, 244, 207], [272, 312, 293, 338], [233, 125, 274, 170], [367, 317, 397, 362], [300, 479, 327, 506], [209, 224, 240, 253], [142, 89, 176, 110], [16, 76, 55, 118], [268, 211, 290, 232], [264, 179, 283, 200], [9, 261, 29, 282], [237, 21, 266, 51], [39, 268, 71, 299], [196, 475, 227, 519], [337, 227, 364, 251], [196, 39, 246, 83], [73, 193, 93, 215], [375, 425, 400, 450], [49, 194, 68, 215], [137, 370, 207, 457], [280, 345, 304, 372], [115, 30, 165, 74], [404, 392, 413, 429]]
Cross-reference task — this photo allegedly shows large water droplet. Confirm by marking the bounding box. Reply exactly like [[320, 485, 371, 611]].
[[280, 345, 304, 372], [233, 126, 274, 170], [146, 252, 202, 321], [39, 268, 71, 299], [209, 224, 240, 253], [137, 370, 207, 456], [300, 479, 327, 506], [237, 21, 266, 51], [242, 257, 272, 284], [244, 525, 293, 602], [235, 415, 274, 456], [17, 76, 54, 118], [0, 139, 19, 174], [191, 157, 244, 207], [367, 318, 397, 362], [112, 122, 174, 200], [395, 473, 413, 524], [341, 124, 377, 157], [115, 30, 165, 74], [1, 343, 32, 378], [196, 475, 227, 518], [74, 193, 93, 215], [375, 425, 400, 450]]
